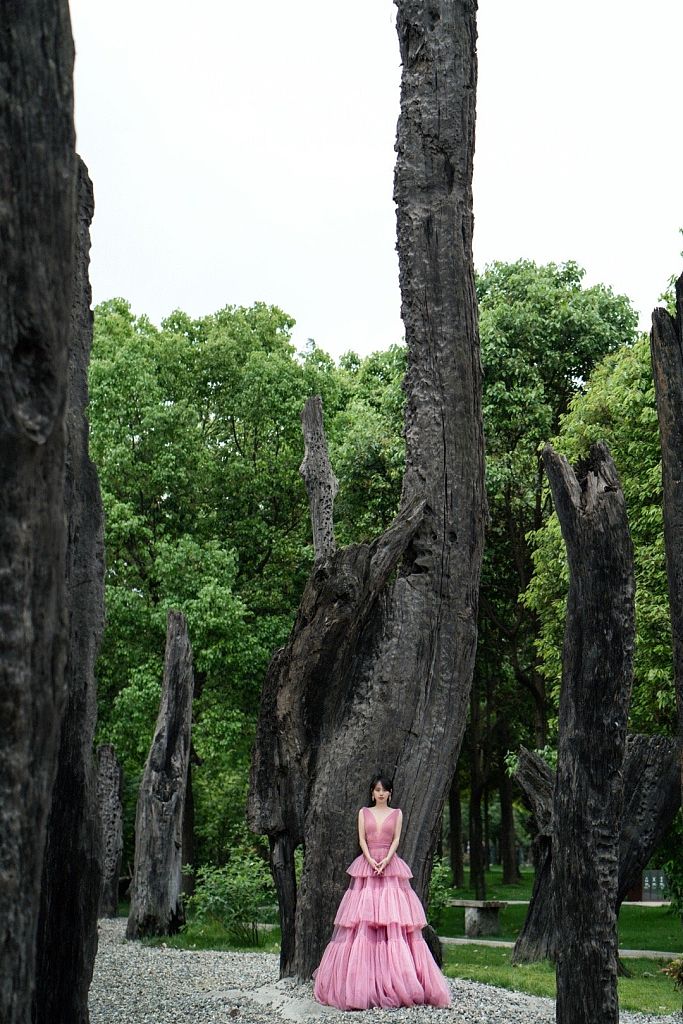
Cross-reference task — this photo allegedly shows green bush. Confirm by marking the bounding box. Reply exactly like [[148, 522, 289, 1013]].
[[428, 859, 453, 927], [186, 853, 276, 946]]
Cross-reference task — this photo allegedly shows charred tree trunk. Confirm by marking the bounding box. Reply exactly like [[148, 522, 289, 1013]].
[[544, 443, 634, 1024], [97, 744, 124, 918], [0, 4, 77, 1022], [448, 776, 464, 888], [33, 159, 105, 1024], [248, 0, 484, 981], [512, 736, 680, 964], [127, 611, 194, 939], [511, 748, 554, 965], [651, 275, 683, 804]]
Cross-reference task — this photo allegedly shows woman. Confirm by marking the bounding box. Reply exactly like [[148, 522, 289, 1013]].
[[313, 776, 451, 1010]]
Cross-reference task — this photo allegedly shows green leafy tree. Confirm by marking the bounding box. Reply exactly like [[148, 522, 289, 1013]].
[[89, 299, 342, 864]]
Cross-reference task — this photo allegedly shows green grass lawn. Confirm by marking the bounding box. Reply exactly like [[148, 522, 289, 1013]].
[[450, 865, 535, 901], [438, 902, 683, 953], [143, 919, 282, 954], [442, 945, 682, 1015]]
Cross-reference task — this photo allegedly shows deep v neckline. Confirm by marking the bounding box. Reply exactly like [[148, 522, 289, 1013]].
[[366, 806, 397, 830]]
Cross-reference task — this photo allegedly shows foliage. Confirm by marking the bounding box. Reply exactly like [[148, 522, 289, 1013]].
[[330, 345, 406, 544], [475, 258, 638, 747], [660, 956, 683, 1002], [427, 859, 453, 927], [89, 298, 341, 862], [654, 812, 683, 920], [185, 852, 276, 946]]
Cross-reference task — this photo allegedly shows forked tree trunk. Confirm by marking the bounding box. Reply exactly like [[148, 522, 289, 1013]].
[[127, 611, 194, 939], [511, 748, 554, 964], [248, 0, 484, 981], [512, 736, 680, 964], [543, 444, 635, 1024], [97, 744, 124, 918], [33, 158, 105, 1024], [651, 274, 683, 804], [0, 4, 77, 1021]]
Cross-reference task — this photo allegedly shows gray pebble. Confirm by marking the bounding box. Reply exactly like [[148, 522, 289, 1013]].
[[90, 919, 682, 1023]]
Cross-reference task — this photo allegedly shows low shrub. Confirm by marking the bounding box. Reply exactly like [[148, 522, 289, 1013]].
[[186, 852, 275, 946]]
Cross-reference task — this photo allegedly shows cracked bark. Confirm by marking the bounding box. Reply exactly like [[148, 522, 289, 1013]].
[[543, 444, 635, 1024], [512, 736, 680, 965], [127, 611, 195, 939], [248, 0, 484, 980], [97, 744, 124, 918], [0, 3, 77, 1020], [33, 158, 105, 1024]]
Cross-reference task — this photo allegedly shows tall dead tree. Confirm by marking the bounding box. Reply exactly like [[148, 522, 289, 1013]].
[[127, 611, 194, 939], [544, 444, 635, 1024], [512, 735, 680, 964], [651, 274, 683, 803], [97, 744, 124, 918], [0, 3, 77, 1022], [248, 0, 484, 981], [33, 159, 105, 1024]]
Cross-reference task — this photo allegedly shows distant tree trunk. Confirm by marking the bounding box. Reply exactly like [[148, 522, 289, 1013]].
[[127, 611, 194, 939], [651, 275, 683, 805], [468, 693, 487, 899], [33, 159, 105, 1024], [544, 443, 634, 1024], [449, 777, 464, 888], [248, 0, 484, 981], [499, 767, 521, 885], [97, 744, 124, 918], [0, 3, 77, 1021], [512, 736, 680, 964]]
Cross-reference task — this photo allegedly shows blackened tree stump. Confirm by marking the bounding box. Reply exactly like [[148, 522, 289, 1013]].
[[33, 158, 106, 1024], [127, 611, 195, 939], [249, 0, 485, 981], [0, 3, 78, 1021], [512, 735, 680, 965], [543, 444, 635, 1024], [97, 744, 125, 918]]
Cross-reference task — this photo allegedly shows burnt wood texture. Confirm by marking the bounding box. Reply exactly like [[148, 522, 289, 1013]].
[[0, 3, 78, 1021], [33, 158, 105, 1024], [127, 611, 195, 938], [97, 744, 125, 918], [248, 0, 484, 981], [512, 736, 680, 965], [543, 443, 635, 1024], [651, 275, 683, 804]]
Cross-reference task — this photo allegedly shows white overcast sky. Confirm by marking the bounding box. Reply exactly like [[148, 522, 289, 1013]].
[[70, 0, 683, 359]]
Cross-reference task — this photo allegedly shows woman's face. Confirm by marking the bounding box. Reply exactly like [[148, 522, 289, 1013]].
[[372, 782, 391, 806]]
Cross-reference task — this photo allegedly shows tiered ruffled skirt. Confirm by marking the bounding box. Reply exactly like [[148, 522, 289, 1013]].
[[313, 850, 451, 1010]]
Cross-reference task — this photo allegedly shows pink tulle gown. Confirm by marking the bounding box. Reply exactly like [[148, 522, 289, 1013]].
[[313, 807, 451, 1010]]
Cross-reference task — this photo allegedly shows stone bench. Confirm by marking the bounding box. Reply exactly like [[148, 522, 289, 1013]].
[[446, 899, 508, 938]]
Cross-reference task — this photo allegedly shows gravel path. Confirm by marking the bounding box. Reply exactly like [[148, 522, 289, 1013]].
[[89, 919, 682, 1024]]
